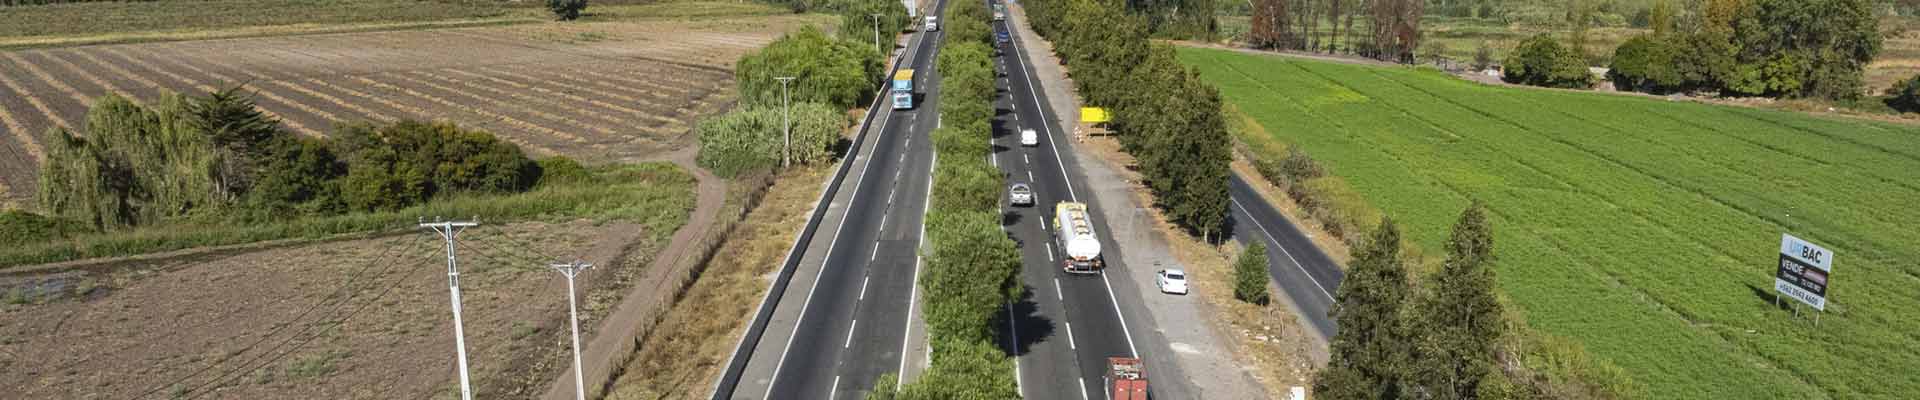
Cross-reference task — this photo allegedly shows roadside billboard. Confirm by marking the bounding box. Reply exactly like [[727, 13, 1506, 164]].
[[1775, 234, 1833, 311]]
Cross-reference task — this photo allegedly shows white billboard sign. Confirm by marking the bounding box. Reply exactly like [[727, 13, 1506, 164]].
[[1774, 234, 1833, 311]]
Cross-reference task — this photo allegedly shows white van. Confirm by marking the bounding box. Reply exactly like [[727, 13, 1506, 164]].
[[1020, 129, 1038, 146], [925, 16, 938, 31]]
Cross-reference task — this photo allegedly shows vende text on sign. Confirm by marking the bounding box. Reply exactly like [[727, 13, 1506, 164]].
[[1775, 233, 1833, 311]]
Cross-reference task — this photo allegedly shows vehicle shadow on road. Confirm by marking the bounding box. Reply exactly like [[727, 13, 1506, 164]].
[[997, 287, 1055, 357]]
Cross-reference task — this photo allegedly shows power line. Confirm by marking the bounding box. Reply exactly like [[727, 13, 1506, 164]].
[[125, 232, 423, 400]]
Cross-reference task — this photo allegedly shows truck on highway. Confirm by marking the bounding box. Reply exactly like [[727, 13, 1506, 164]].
[[892, 69, 915, 109], [1054, 201, 1104, 273], [993, 2, 1006, 21], [1106, 357, 1148, 400]]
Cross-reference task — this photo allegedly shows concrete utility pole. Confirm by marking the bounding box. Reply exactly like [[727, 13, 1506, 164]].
[[549, 260, 595, 400], [776, 76, 797, 168], [871, 13, 885, 56], [421, 218, 480, 400]]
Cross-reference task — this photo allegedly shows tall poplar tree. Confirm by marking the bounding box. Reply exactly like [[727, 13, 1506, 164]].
[[1413, 202, 1505, 400], [1313, 218, 1412, 399]]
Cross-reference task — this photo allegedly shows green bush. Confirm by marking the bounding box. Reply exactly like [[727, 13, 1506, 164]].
[[1502, 34, 1593, 89], [535, 156, 594, 187], [331, 120, 540, 212], [243, 136, 346, 217], [548, 0, 587, 20], [39, 93, 223, 229], [695, 102, 845, 178], [1608, 35, 1684, 93], [0, 210, 90, 247], [1233, 242, 1270, 305], [735, 25, 884, 110]]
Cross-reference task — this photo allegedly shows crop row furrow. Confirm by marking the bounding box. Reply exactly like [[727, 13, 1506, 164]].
[[445, 67, 679, 127], [0, 56, 76, 133], [487, 66, 682, 120], [1722, 107, 1920, 163], [38, 50, 140, 106], [72, 48, 169, 94], [0, 89, 46, 162], [3, 52, 91, 107], [349, 75, 562, 155], [96, 47, 324, 137], [381, 71, 608, 139], [408, 69, 635, 128]]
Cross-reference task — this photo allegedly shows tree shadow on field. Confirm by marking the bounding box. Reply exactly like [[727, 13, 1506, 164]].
[[995, 286, 1055, 357]]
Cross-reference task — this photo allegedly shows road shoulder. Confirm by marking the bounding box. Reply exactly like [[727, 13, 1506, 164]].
[[1003, 3, 1270, 399]]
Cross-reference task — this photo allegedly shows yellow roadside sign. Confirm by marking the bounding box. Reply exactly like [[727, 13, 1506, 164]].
[[1080, 107, 1110, 123]]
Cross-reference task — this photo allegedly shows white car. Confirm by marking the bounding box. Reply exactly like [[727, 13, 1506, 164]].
[[925, 16, 939, 31], [1009, 183, 1034, 206], [1156, 269, 1189, 295], [1020, 129, 1038, 146]]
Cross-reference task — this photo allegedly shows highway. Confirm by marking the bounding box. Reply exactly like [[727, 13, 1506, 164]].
[[1228, 173, 1343, 341], [742, 2, 947, 399], [988, 11, 1148, 400]]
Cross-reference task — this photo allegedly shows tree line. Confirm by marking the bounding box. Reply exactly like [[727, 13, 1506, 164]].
[[1025, 0, 1235, 240], [1505, 0, 1882, 101], [1315, 203, 1514, 400], [867, 0, 1024, 398], [1249, 0, 1425, 63], [32, 89, 553, 232]]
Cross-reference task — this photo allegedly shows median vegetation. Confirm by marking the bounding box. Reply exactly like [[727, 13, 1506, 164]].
[[866, 0, 1022, 398], [1023, 0, 1234, 241]]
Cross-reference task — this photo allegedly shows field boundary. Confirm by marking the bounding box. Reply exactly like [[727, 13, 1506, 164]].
[[0, 18, 537, 51]]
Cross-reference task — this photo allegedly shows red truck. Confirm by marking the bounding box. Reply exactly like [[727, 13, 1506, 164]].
[[1106, 357, 1148, 400]]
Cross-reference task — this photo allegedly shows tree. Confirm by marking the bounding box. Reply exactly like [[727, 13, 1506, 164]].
[[1502, 34, 1593, 89], [1367, 0, 1422, 62], [1234, 242, 1271, 305], [1412, 202, 1505, 400], [1314, 218, 1412, 399], [1249, 0, 1291, 49], [1649, 0, 1675, 35], [1609, 34, 1685, 93], [1471, 41, 1495, 71], [1889, 74, 1920, 113], [735, 26, 885, 110], [548, 0, 588, 20]]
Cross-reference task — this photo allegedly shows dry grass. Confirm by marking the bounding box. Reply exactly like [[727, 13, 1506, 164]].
[[604, 165, 831, 400]]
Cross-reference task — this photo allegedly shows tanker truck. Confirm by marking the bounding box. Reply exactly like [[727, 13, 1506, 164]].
[[1053, 201, 1104, 274]]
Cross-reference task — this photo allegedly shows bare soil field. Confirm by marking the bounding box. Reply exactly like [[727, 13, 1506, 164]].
[[0, 13, 822, 206], [0, 219, 668, 399]]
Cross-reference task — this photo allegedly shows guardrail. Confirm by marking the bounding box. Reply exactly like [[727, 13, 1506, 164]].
[[706, 21, 925, 400]]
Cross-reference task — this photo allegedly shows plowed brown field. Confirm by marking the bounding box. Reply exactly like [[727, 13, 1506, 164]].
[[0, 15, 812, 208]]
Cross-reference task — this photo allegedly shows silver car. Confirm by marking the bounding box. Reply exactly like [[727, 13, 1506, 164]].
[[1009, 183, 1034, 206]]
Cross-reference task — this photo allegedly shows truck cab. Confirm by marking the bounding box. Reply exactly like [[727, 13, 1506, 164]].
[[891, 69, 915, 110], [925, 16, 938, 31], [1106, 357, 1148, 400]]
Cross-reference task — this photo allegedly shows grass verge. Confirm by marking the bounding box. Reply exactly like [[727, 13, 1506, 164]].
[[0, 162, 694, 269], [605, 165, 827, 399]]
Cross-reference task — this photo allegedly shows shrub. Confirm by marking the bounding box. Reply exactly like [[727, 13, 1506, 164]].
[[1887, 74, 1920, 113], [735, 26, 884, 110], [548, 0, 587, 20], [695, 102, 845, 178], [1608, 35, 1684, 93], [332, 121, 540, 212], [535, 156, 594, 187], [1502, 34, 1594, 89], [244, 136, 345, 217], [39, 93, 224, 229], [1234, 242, 1270, 305], [0, 210, 90, 246]]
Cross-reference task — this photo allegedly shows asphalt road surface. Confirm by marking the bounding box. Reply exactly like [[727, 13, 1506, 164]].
[[750, 4, 947, 398], [1229, 173, 1343, 341]]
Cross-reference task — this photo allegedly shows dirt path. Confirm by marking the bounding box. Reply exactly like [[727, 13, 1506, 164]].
[[541, 146, 727, 400]]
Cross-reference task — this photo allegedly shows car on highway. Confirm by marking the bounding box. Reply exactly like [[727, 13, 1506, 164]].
[[1156, 269, 1189, 295], [1021, 129, 1038, 146], [925, 16, 938, 31], [996, 29, 1010, 46], [1009, 183, 1034, 206]]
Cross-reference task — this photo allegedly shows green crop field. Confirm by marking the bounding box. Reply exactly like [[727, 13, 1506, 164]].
[[1179, 47, 1920, 399]]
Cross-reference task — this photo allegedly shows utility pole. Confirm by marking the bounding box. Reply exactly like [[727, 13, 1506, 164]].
[[871, 13, 885, 56], [421, 218, 479, 400], [776, 76, 797, 168], [549, 260, 595, 400]]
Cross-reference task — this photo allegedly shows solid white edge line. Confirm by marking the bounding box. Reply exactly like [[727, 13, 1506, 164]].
[[1008, 301, 1025, 398], [898, 150, 936, 391], [757, 10, 945, 399], [1232, 197, 1335, 301], [1006, 18, 1079, 202], [1099, 271, 1141, 357], [846, 319, 858, 348]]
